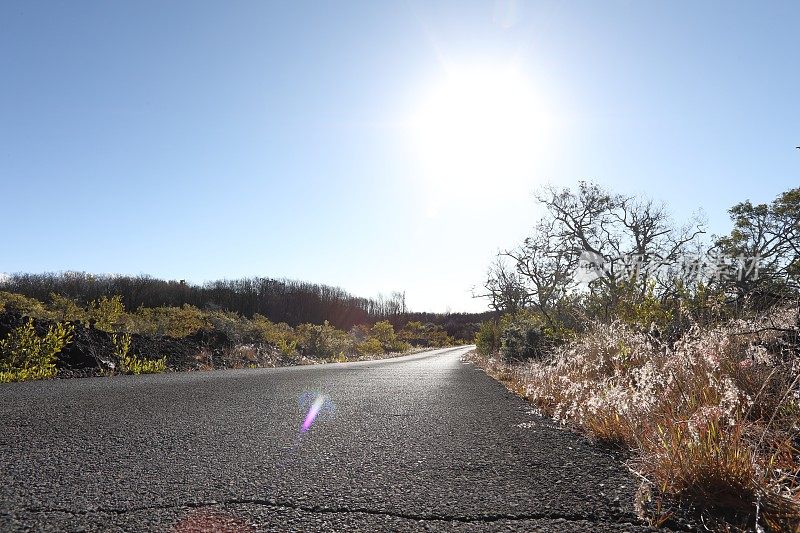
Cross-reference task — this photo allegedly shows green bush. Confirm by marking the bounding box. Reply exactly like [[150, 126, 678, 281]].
[[205, 309, 252, 343], [0, 288, 417, 372], [475, 320, 501, 356], [677, 282, 731, 328], [88, 295, 127, 333], [252, 315, 298, 354], [112, 333, 166, 375], [0, 318, 74, 382], [396, 320, 454, 347], [356, 337, 384, 357], [48, 293, 87, 322], [368, 320, 410, 351], [348, 324, 370, 342], [370, 320, 396, 349], [296, 320, 352, 360], [499, 312, 545, 361], [389, 340, 413, 352], [426, 325, 454, 347], [398, 321, 425, 342], [613, 281, 674, 331], [0, 292, 49, 319]]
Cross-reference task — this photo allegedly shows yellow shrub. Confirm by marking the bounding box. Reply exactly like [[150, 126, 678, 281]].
[[48, 293, 87, 322], [0, 292, 49, 319], [0, 318, 73, 383], [356, 337, 384, 357], [113, 332, 166, 375], [88, 295, 127, 333], [252, 315, 298, 354], [133, 304, 207, 338], [370, 321, 397, 349]]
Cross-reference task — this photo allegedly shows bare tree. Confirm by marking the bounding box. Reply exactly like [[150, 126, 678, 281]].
[[475, 256, 531, 315], [491, 181, 705, 321], [504, 218, 577, 325]]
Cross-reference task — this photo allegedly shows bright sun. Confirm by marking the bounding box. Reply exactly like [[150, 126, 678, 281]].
[[410, 65, 551, 214]]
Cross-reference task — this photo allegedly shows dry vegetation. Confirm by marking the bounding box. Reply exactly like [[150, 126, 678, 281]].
[[469, 306, 800, 529], [471, 182, 799, 530], [0, 290, 461, 383]]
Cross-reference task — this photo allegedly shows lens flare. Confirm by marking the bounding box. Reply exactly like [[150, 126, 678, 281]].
[[301, 394, 326, 433]]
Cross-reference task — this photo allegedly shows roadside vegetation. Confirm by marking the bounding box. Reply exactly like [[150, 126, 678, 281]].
[[112, 332, 167, 375], [0, 289, 462, 383], [471, 182, 799, 531], [0, 318, 73, 383], [0, 273, 489, 341]]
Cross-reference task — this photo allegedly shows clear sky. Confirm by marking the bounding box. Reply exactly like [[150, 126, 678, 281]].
[[2, 1, 798, 313]]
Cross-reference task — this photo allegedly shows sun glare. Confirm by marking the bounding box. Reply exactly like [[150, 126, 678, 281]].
[[410, 65, 551, 214]]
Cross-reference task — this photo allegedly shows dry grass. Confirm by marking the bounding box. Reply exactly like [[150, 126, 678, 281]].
[[468, 306, 800, 531]]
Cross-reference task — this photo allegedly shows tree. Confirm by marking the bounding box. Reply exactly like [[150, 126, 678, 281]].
[[714, 187, 800, 304], [477, 256, 532, 315], [504, 218, 577, 324], [489, 181, 705, 323]]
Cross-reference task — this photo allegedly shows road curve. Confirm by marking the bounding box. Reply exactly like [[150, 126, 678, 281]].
[[1, 347, 653, 532]]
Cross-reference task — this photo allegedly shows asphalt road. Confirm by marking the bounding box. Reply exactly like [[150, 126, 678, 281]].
[[1, 347, 655, 532]]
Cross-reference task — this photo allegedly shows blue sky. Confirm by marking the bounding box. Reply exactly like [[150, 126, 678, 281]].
[[2, 1, 798, 312]]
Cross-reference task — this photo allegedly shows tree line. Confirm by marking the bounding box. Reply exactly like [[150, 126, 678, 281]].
[[0, 273, 488, 341]]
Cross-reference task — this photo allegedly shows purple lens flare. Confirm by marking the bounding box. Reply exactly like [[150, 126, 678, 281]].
[[301, 395, 326, 433]]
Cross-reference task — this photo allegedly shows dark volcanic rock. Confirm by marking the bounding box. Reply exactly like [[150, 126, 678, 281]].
[[129, 333, 205, 371], [0, 311, 26, 338], [58, 321, 116, 370]]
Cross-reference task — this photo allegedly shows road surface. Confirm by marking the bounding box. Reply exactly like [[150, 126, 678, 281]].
[[1, 347, 654, 532]]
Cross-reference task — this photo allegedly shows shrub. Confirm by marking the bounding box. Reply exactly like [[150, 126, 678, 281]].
[[296, 321, 352, 360], [475, 320, 501, 356], [113, 333, 166, 375], [615, 281, 674, 332], [133, 304, 207, 338], [252, 315, 298, 354], [398, 320, 426, 344], [205, 309, 251, 343], [389, 340, 412, 352], [48, 293, 87, 322], [679, 283, 732, 329], [499, 312, 545, 361], [370, 320, 397, 349], [0, 291, 48, 319], [396, 320, 454, 347], [426, 324, 454, 347], [369, 321, 411, 352], [355, 337, 384, 357], [88, 295, 127, 333], [348, 324, 370, 343], [0, 318, 74, 382]]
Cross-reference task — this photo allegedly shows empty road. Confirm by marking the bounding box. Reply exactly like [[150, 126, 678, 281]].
[[1, 347, 653, 531]]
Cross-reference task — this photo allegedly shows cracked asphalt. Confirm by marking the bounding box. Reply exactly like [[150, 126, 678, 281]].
[[1, 346, 655, 532]]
